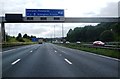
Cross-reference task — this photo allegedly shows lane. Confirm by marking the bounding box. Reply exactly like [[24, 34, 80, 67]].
[[51, 44, 119, 77], [2, 43, 119, 77], [2, 44, 40, 73], [3, 43, 80, 77]]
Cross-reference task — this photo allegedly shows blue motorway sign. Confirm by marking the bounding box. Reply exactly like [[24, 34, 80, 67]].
[[26, 9, 64, 16], [31, 38, 38, 42]]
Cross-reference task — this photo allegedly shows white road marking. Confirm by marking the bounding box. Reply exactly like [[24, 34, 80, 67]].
[[30, 51, 33, 52], [3, 45, 35, 53], [98, 55, 120, 61], [53, 44, 120, 61], [62, 51, 66, 54], [4, 49, 16, 53], [11, 59, 21, 65], [64, 58, 72, 64], [84, 51, 120, 61], [55, 50, 57, 53]]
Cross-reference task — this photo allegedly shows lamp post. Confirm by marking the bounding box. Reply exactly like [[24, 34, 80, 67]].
[[61, 9, 68, 43], [54, 25, 55, 43], [62, 23, 64, 42]]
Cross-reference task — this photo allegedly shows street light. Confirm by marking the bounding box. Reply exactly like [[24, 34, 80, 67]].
[[54, 25, 55, 43], [62, 23, 64, 41], [61, 9, 68, 43]]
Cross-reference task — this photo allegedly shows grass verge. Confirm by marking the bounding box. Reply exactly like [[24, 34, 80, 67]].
[[2, 42, 37, 48], [57, 43, 120, 59]]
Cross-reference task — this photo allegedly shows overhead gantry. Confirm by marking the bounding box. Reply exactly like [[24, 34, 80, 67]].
[[0, 14, 119, 42]]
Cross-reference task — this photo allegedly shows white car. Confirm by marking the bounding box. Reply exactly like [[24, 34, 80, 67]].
[[66, 41, 70, 44], [76, 41, 81, 44], [93, 41, 105, 46], [60, 42, 63, 43]]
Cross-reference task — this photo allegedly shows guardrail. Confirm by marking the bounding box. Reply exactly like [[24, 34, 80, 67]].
[[2, 42, 37, 48], [82, 44, 120, 51]]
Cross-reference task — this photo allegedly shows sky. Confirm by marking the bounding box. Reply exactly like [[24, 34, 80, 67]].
[[0, 0, 119, 38]]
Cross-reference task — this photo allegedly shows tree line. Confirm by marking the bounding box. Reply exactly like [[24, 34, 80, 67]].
[[6, 33, 36, 42], [66, 22, 120, 42]]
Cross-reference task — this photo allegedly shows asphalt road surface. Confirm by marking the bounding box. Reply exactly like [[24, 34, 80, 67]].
[[2, 43, 119, 77]]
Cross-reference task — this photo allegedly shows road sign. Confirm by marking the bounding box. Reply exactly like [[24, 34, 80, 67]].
[[32, 38, 38, 42], [5, 14, 22, 22], [26, 9, 64, 16]]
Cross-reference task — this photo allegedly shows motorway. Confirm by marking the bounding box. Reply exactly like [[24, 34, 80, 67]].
[[2, 43, 119, 77]]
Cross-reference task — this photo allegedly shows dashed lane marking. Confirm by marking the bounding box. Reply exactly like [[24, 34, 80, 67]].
[[64, 58, 72, 65], [11, 59, 21, 65]]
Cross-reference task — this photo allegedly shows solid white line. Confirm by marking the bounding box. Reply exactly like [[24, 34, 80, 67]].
[[3, 45, 34, 53], [57, 45, 120, 61], [84, 51, 120, 61], [11, 59, 21, 65], [53, 44, 120, 61], [64, 58, 72, 64], [4, 48, 16, 53], [62, 51, 66, 53]]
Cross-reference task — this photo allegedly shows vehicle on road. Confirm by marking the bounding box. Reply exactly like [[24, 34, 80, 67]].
[[93, 41, 105, 46], [66, 41, 70, 44], [38, 39, 43, 44], [76, 41, 81, 44], [60, 42, 63, 43]]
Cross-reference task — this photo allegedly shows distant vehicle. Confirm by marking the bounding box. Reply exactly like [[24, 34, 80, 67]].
[[93, 41, 105, 46], [60, 42, 63, 43], [38, 39, 43, 44], [39, 42, 42, 44], [76, 41, 81, 44], [66, 41, 70, 44]]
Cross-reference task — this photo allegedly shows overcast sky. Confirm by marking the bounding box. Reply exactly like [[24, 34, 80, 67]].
[[0, 0, 119, 38]]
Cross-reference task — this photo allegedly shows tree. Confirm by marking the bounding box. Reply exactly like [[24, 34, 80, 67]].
[[6, 33, 11, 42], [100, 30, 115, 42], [17, 33, 22, 38], [66, 22, 118, 42], [16, 33, 24, 42], [23, 34, 28, 38], [30, 35, 36, 38]]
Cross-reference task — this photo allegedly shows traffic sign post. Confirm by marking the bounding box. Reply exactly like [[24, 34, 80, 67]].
[[1, 22, 6, 43]]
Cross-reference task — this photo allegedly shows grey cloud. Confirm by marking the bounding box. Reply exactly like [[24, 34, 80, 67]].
[[5, 23, 98, 38], [97, 2, 118, 17], [118, 1, 120, 17], [2, 0, 119, 38], [84, 12, 97, 16], [1, 0, 43, 16]]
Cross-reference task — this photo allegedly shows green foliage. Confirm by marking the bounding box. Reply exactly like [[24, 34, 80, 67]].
[[7, 37, 18, 42], [16, 33, 25, 42], [23, 34, 28, 38], [58, 44, 119, 59], [66, 23, 119, 42], [5, 33, 37, 43], [23, 38, 31, 42], [6, 33, 11, 42], [100, 30, 115, 42]]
